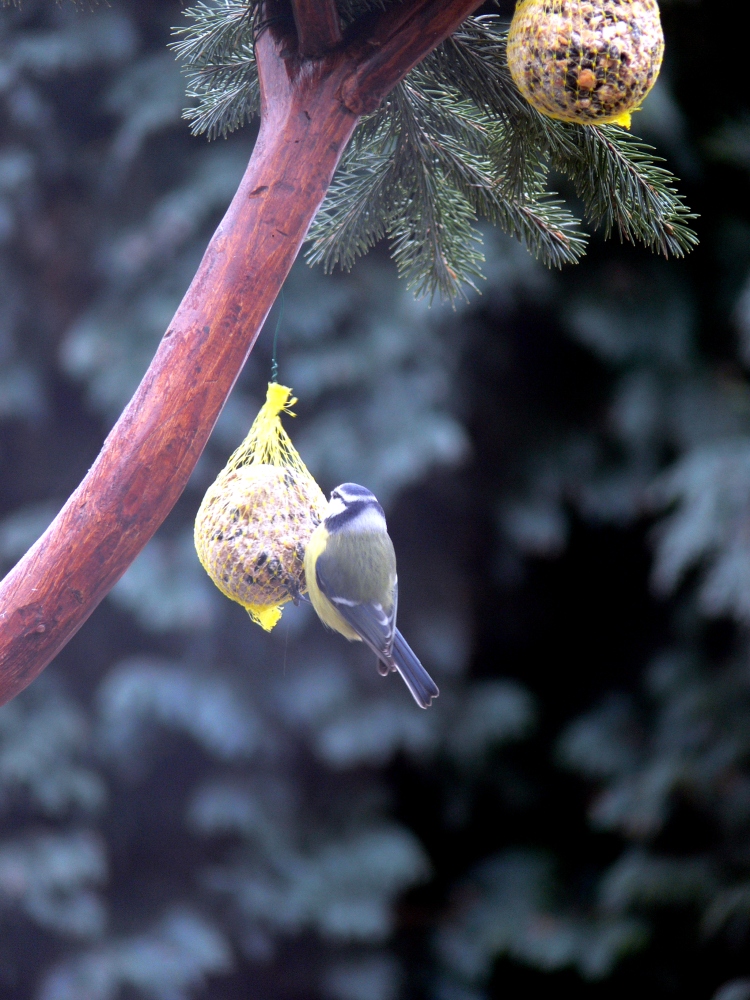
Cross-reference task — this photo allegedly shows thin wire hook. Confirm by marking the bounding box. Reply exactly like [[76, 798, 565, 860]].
[[271, 289, 285, 383]]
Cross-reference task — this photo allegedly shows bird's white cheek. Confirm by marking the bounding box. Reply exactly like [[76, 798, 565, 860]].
[[326, 497, 347, 518]]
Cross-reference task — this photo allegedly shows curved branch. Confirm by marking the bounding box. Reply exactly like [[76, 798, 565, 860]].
[[0, 27, 358, 701], [0, 0, 484, 705]]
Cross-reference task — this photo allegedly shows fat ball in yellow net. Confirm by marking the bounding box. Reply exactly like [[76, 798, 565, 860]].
[[507, 0, 664, 128], [194, 382, 327, 631]]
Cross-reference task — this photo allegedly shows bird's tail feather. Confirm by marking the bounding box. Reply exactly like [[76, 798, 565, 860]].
[[390, 629, 439, 708]]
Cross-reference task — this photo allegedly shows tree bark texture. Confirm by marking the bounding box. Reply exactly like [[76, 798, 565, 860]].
[[0, 0, 483, 704], [292, 0, 342, 57]]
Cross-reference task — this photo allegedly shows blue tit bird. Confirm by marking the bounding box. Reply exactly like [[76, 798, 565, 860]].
[[304, 483, 439, 709]]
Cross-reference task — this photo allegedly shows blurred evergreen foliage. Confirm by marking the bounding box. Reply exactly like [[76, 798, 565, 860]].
[[1, 1, 750, 999]]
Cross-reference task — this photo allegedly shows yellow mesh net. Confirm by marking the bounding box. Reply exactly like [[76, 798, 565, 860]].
[[507, 0, 664, 127], [194, 383, 327, 631]]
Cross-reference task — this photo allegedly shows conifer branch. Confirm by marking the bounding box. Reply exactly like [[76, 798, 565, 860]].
[[175, 4, 696, 296], [308, 67, 586, 297], [553, 125, 699, 258], [171, 1, 258, 139], [291, 0, 342, 57]]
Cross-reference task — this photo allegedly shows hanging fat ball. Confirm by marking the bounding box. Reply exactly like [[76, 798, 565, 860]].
[[195, 382, 327, 631], [507, 0, 664, 128]]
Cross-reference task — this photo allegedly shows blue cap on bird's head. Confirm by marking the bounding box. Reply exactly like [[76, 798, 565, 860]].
[[331, 483, 378, 504], [324, 483, 385, 530], [325, 483, 385, 527]]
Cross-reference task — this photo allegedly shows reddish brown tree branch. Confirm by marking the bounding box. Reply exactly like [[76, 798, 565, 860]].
[[0, 0, 484, 704], [340, 0, 483, 113], [0, 24, 358, 700], [291, 0, 342, 57]]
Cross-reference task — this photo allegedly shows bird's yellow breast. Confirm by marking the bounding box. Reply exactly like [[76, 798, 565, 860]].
[[303, 523, 361, 641]]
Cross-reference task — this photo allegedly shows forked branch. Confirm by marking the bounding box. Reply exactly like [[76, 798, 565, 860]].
[[0, 0, 483, 704]]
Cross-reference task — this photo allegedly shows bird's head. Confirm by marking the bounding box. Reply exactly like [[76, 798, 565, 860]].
[[325, 483, 386, 532]]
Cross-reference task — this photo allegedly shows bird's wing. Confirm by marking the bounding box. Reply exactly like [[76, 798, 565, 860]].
[[316, 564, 397, 659]]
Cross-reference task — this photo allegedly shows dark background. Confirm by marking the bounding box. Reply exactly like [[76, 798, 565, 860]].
[[3, 2, 750, 999]]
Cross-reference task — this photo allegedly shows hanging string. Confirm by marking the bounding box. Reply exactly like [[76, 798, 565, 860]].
[[270, 289, 285, 384]]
